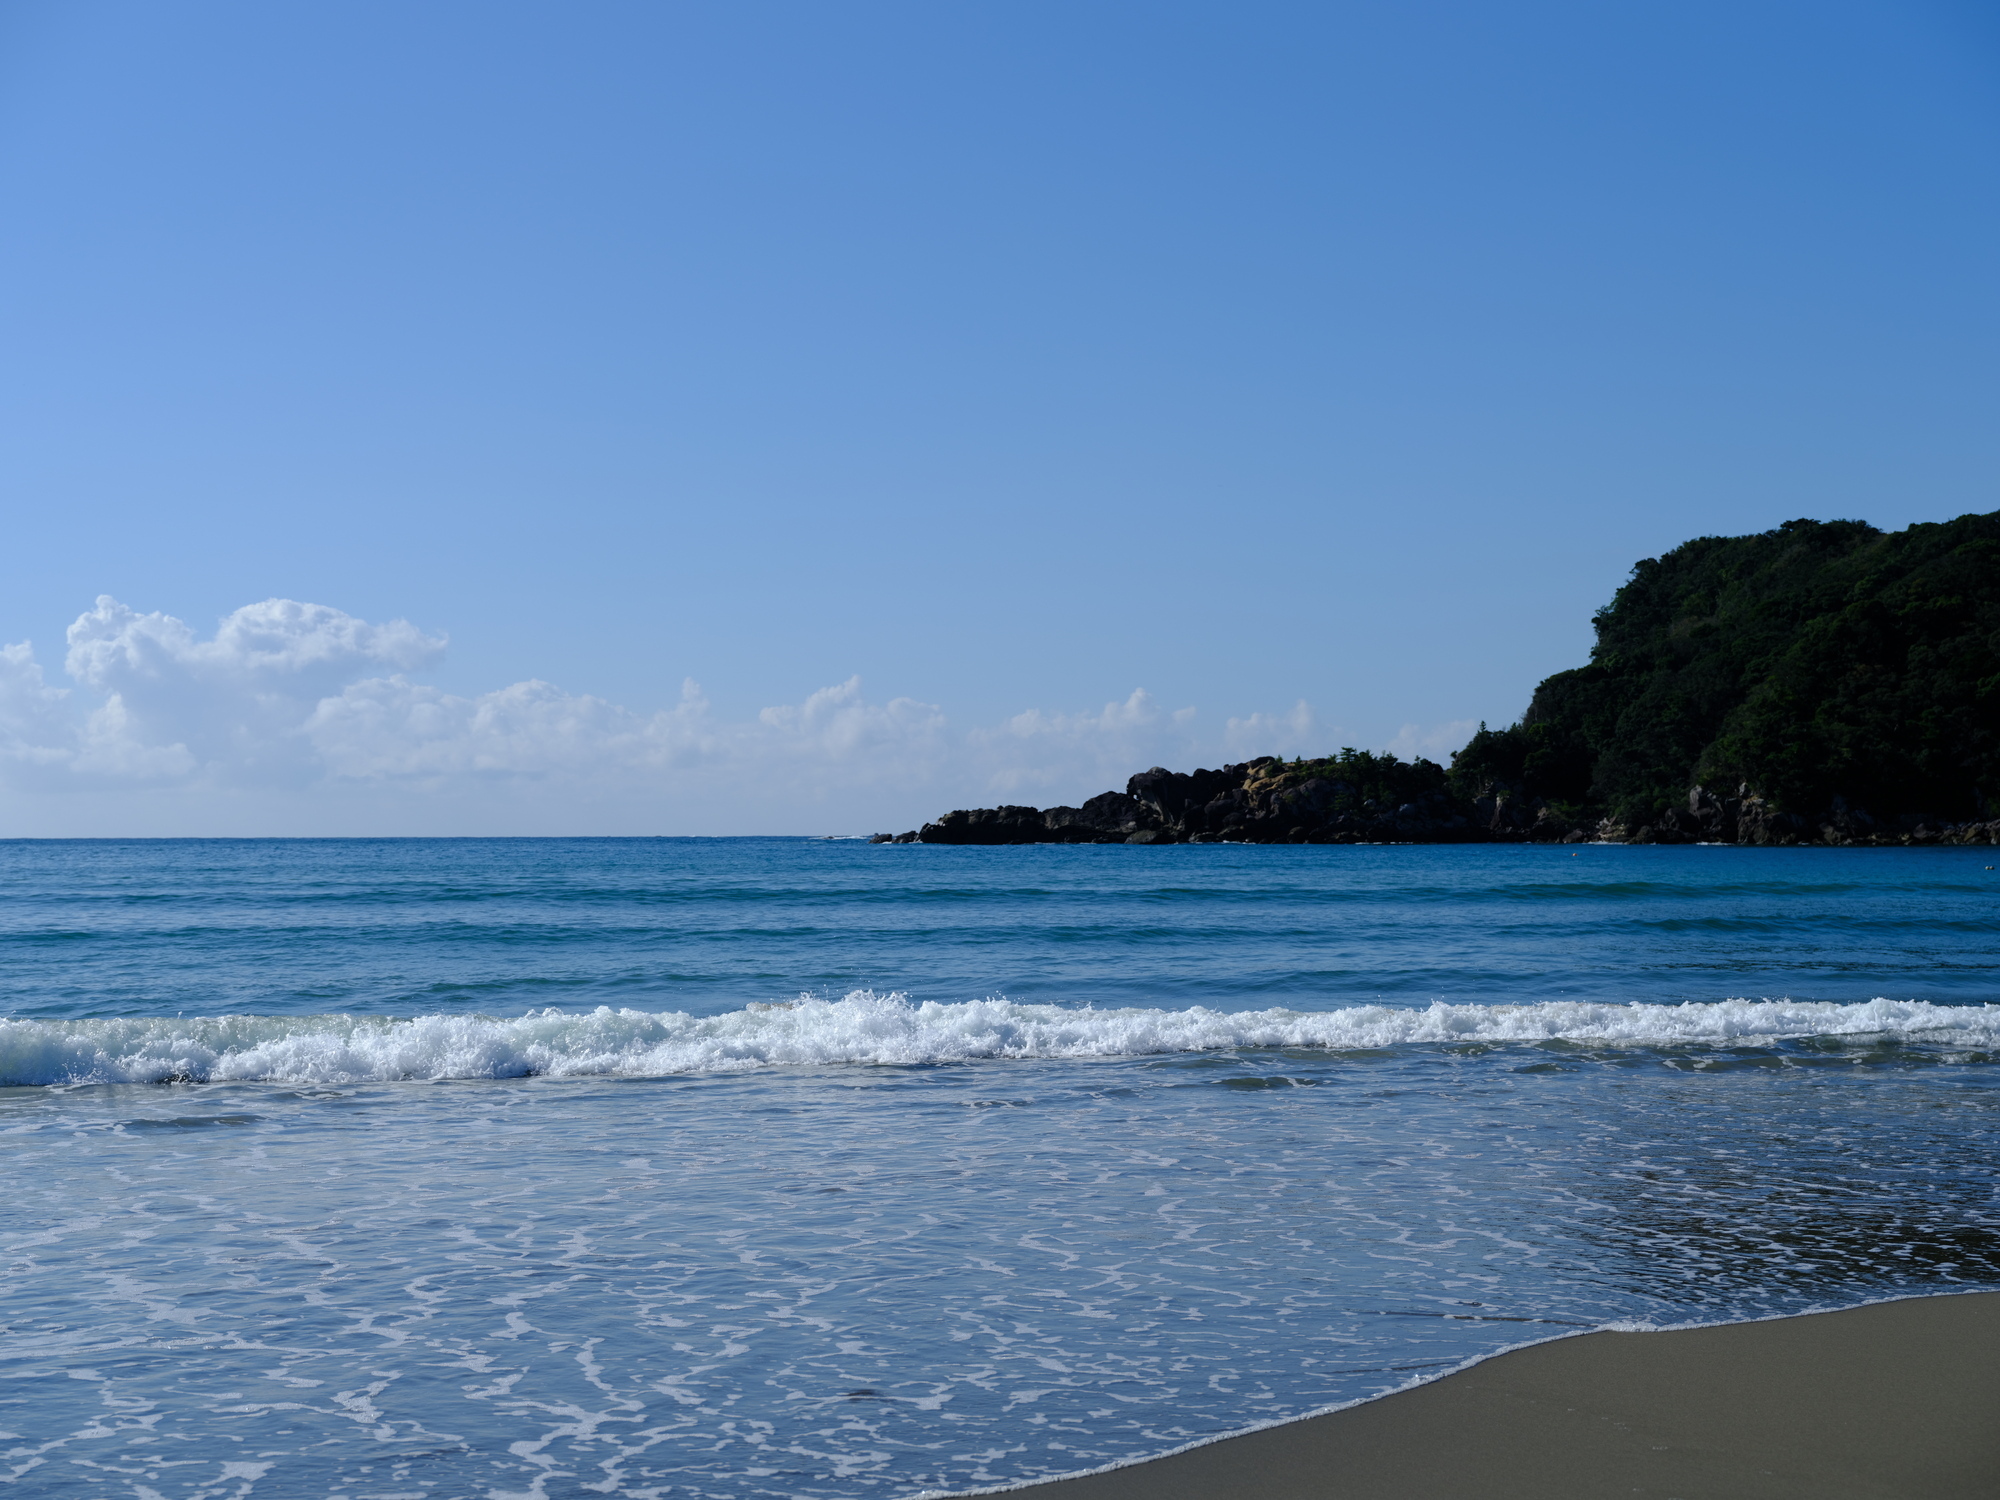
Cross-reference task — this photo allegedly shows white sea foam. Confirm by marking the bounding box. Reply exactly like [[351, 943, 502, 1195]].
[[2, 993, 1996, 1088]]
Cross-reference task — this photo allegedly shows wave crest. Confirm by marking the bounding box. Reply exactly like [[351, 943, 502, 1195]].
[[3, 993, 1996, 1088]]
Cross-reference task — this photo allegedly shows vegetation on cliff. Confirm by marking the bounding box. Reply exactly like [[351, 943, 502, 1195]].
[[1248, 748, 1449, 811], [1449, 511, 2000, 837]]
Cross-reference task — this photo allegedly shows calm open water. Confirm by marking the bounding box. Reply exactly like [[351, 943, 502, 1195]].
[[2, 839, 1997, 1499]]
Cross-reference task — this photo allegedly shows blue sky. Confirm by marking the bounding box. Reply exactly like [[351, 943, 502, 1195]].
[[1, 1, 1996, 833]]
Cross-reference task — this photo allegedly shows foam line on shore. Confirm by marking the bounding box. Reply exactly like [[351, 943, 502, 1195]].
[[2, 992, 1996, 1087]]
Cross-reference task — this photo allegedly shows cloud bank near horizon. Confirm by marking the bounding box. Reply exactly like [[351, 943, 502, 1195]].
[[0, 597, 1475, 834]]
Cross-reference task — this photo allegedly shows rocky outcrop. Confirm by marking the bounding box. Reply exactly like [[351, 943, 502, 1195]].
[[873, 761, 2000, 848], [1676, 783, 2000, 847], [880, 792, 1148, 845], [898, 754, 1559, 846]]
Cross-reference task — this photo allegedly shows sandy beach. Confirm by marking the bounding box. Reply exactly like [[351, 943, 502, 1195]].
[[971, 1291, 2000, 1500]]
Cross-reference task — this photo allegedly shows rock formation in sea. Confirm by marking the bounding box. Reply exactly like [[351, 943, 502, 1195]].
[[875, 511, 2000, 847], [874, 753, 1485, 845]]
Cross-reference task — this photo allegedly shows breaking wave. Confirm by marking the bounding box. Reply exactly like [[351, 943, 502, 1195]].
[[3, 993, 1997, 1087]]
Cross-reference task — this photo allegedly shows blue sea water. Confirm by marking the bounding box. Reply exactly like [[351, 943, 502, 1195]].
[[2, 838, 1997, 1499]]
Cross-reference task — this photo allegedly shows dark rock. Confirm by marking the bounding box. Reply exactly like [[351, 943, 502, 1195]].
[[917, 806, 1051, 845], [904, 742, 1969, 849], [1736, 792, 1807, 846], [1056, 791, 1155, 840], [1688, 784, 1741, 842]]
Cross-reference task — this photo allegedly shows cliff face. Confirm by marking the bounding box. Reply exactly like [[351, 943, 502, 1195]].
[[880, 511, 2000, 848]]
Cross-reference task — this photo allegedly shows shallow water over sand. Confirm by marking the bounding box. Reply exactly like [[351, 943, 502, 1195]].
[[2, 840, 1996, 1497]]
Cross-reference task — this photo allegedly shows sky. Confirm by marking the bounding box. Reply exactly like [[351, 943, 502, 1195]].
[[1, 0, 1996, 835]]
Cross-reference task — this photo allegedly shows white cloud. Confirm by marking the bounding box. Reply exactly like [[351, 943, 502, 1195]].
[[50, 597, 449, 787], [755, 677, 949, 771], [303, 672, 950, 793], [969, 689, 1200, 798], [0, 642, 72, 769], [995, 688, 1167, 742], [74, 693, 199, 779], [1223, 699, 1321, 758], [306, 676, 693, 780], [1385, 718, 1479, 762], [65, 595, 442, 691], [0, 594, 1418, 833]]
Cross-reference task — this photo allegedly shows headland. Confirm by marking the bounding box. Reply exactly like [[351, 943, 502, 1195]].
[[882, 511, 2000, 847]]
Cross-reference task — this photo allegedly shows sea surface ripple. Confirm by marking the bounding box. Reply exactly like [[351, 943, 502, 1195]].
[[2, 839, 1996, 1498]]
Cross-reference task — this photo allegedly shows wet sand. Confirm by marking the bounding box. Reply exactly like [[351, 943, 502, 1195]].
[[971, 1291, 2000, 1500]]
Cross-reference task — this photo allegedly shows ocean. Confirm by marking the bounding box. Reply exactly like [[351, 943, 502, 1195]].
[[3, 838, 1997, 1499]]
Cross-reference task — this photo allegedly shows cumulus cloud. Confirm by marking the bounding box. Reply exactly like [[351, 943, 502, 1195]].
[[0, 594, 1415, 832], [303, 672, 950, 791], [304, 677, 699, 780], [1385, 718, 1479, 762], [971, 690, 1203, 798], [1223, 699, 1320, 759], [755, 677, 950, 772], [65, 595, 442, 691], [50, 597, 449, 786], [0, 643, 72, 768]]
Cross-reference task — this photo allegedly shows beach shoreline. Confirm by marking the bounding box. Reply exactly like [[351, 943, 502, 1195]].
[[935, 1290, 2000, 1500]]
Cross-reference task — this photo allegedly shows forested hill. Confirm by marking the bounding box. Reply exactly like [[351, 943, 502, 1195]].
[[1451, 510, 2000, 842], [889, 511, 2000, 846]]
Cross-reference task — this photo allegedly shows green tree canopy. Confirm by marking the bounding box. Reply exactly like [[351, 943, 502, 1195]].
[[1450, 512, 2000, 824]]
